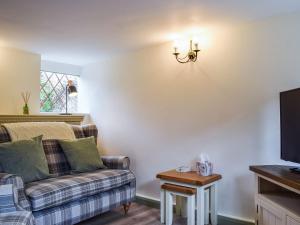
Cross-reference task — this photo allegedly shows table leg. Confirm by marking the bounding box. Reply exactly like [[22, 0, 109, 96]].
[[210, 183, 218, 225], [160, 189, 165, 224], [166, 192, 173, 225], [187, 195, 195, 225], [196, 187, 205, 225], [176, 195, 182, 216], [204, 189, 210, 224], [254, 175, 259, 225]]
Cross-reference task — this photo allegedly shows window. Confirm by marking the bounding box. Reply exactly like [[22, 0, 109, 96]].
[[40, 71, 79, 113]]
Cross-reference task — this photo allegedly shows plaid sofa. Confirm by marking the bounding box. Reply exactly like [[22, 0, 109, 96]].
[[0, 124, 136, 225]]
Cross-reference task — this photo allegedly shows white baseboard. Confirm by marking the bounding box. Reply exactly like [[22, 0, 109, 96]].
[[218, 213, 255, 224], [136, 193, 160, 202]]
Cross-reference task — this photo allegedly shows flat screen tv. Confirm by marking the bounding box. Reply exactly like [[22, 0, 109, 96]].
[[280, 88, 300, 172]]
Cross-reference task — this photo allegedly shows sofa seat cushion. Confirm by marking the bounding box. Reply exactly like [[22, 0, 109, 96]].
[[25, 169, 135, 211]]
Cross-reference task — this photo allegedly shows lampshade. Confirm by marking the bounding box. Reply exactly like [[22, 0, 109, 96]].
[[67, 84, 78, 97]]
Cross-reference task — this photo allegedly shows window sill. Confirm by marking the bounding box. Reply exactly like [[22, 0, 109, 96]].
[[0, 114, 86, 125]]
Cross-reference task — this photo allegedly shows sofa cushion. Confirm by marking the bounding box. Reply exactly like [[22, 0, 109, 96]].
[[33, 184, 135, 225], [58, 137, 105, 173], [71, 125, 85, 139], [0, 136, 50, 183], [81, 125, 98, 143], [0, 126, 10, 144], [25, 169, 135, 211], [0, 124, 99, 176], [42, 140, 71, 176]]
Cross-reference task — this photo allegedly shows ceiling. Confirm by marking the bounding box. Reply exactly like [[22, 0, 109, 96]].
[[0, 0, 300, 65]]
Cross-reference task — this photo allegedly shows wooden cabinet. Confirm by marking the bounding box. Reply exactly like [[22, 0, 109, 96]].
[[258, 197, 284, 225], [250, 165, 300, 225], [260, 206, 283, 225]]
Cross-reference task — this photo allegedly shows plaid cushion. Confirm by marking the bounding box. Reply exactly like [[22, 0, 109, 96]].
[[33, 183, 135, 225], [0, 173, 31, 211], [0, 211, 35, 225], [71, 125, 85, 139], [81, 125, 98, 141], [0, 126, 11, 143], [42, 140, 70, 176], [102, 156, 130, 170], [25, 169, 135, 211]]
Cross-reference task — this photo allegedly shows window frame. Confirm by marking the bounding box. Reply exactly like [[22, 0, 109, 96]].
[[40, 70, 79, 113]]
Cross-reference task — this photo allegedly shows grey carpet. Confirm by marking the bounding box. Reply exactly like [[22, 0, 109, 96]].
[[79, 202, 186, 225]]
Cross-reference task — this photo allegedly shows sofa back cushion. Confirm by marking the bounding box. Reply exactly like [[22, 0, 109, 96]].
[[58, 137, 105, 173], [0, 124, 98, 176], [0, 126, 11, 143], [0, 136, 51, 183]]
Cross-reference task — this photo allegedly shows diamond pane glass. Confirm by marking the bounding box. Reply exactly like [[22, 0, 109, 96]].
[[40, 71, 79, 113]]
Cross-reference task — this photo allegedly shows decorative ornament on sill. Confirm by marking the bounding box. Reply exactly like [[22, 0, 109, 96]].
[[173, 40, 200, 63], [21, 91, 31, 115]]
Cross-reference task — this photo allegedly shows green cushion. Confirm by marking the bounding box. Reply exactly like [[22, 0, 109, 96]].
[[58, 137, 105, 173], [0, 136, 50, 183]]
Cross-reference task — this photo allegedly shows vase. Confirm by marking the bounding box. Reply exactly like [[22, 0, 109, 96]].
[[23, 104, 29, 115]]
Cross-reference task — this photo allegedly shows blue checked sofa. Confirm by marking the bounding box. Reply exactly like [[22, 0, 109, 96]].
[[0, 124, 136, 225]]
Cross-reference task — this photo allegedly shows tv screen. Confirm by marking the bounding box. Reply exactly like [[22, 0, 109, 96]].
[[280, 88, 300, 164]]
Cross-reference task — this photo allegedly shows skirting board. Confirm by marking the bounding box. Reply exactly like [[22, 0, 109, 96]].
[[134, 194, 255, 225]]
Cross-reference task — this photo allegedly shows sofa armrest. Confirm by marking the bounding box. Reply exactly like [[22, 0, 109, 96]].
[[101, 156, 130, 170], [0, 173, 24, 189], [0, 173, 31, 211], [0, 184, 19, 213], [0, 211, 35, 225]]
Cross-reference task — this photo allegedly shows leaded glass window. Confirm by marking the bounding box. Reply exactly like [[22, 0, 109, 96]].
[[40, 71, 79, 113]]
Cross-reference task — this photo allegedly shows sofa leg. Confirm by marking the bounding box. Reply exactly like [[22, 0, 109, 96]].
[[123, 203, 131, 215]]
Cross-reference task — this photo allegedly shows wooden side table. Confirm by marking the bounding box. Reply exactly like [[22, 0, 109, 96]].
[[157, 170, 222, 225]]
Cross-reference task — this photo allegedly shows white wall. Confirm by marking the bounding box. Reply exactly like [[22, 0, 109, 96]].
[[81, 12, 300, 221], [0, 47, 40, 114], [0, 49, 84, 115], [41, 60, 82, 76]]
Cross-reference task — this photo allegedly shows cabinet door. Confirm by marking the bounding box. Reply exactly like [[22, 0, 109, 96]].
[[287, 216, 300, 225], [258, 203, 284, 225]]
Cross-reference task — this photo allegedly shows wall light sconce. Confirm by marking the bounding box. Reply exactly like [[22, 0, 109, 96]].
[[173, 40, 200, 63]]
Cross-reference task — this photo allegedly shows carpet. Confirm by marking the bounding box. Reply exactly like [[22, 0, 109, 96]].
[[79, 202, 186, 225]]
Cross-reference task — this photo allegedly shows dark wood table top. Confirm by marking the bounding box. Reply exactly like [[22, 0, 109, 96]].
[[156, 169, 222, 186], [249, 165, 300, 191]]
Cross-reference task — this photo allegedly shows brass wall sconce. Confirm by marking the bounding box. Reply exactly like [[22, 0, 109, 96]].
[[173, 40, 200, 63]]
